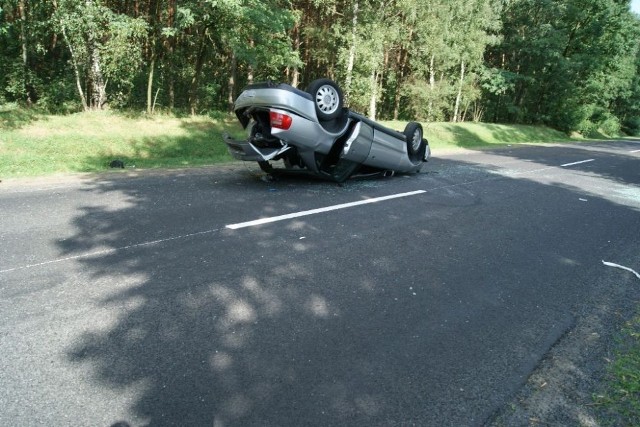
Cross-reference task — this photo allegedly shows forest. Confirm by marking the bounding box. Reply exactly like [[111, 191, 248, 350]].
[[1, 0, 640, 136]]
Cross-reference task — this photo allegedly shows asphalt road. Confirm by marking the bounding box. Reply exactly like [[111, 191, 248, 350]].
[[1, 141, 639, 426]]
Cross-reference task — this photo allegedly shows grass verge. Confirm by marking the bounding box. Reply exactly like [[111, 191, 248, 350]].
[[381, 120, 576, 149], [1, 106, 584, 178], [0, 107, 245, 178], [595, 311, 640, 425]]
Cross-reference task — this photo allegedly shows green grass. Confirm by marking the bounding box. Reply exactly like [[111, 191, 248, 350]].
[[596, 313, 640, 425], [0, 106, 244, 178], [381, 120, 576, 149], [1, 105, 584, 178]]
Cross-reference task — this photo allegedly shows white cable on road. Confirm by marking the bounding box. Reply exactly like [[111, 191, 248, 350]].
[[602, 260, 640, 280]]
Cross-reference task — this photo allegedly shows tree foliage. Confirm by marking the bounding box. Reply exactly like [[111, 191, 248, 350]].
[[485, 0, 640, 133], [1, 0, 639, 134]]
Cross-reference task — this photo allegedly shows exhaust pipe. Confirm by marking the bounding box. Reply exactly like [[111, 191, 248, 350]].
[[383, 170, 395, 178]]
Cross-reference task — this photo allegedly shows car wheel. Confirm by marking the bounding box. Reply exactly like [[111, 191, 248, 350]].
[[404, 122, 425, 160], [258, 161, 273, 173], [307, 78, 344, 121]]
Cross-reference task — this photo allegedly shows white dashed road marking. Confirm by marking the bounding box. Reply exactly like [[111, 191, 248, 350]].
[[8, 148, 640, 273], [561, 159, 595, 167], [225, 190, 427, 230]]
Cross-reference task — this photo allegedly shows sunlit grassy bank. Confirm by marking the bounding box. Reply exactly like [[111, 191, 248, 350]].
[[381, 120, 576, 150], [1, 106, 588, 178], [0, 107, 244, 178]]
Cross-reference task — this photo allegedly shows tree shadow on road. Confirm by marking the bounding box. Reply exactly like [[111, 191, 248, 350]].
[[55, 149, 640, 426]]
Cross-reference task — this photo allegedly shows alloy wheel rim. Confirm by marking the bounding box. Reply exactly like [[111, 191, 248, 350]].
[[315, 85, 339, 114], [411, 129, 422, 151]]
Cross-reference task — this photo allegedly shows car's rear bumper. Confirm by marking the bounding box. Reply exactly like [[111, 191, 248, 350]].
[[222, 133, 290, 162]]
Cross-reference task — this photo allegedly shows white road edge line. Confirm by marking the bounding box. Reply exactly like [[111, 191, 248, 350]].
[[0, 228, 220, 274], [561, 159, 595, 167], [226, 190, 427, 230]]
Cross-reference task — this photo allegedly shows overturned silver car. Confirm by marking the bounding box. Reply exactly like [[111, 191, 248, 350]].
[[223, 78, 430, 182]]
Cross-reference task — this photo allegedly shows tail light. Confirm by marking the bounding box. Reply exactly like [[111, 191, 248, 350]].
[[269, 111, 292, 130]]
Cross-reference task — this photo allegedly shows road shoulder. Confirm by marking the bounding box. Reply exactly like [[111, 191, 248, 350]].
[[487, 272, 640, 426]]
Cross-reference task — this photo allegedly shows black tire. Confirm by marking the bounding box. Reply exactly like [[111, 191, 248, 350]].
[[306, 78, 344, 121], [258, 161, 273, 173], [404, 122, 425, 161]]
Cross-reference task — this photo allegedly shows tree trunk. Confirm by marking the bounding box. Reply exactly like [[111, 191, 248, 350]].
[[247, 65, 254, 85], [86, 0, 106, 109], [166, 0, 176, 110], [17, 0, 26, 65], [290, 22, 301, 88], [168, 75, 175, 111], [247, 39, 255, 85], [368, 69, 378, 120], [147, 56, 155, 114], [189, 34, 207, 115], [345, 0, 358, 103], [393, 46, 408, 120], [89, 46, 107, 109], [53, 0, 87, 110], [228, 52, 236, 113], [302, 15, 310, 84], [453, 60, 465, 122], [61, 26, 88, 111], [393, 49, 402, 120], [428, 54, 435, 121], [18, 0, 33, 105]]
